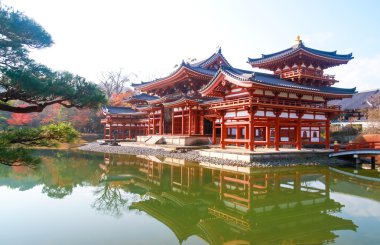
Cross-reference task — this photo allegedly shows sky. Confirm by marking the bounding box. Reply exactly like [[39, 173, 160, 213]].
[[2, 0, 380, 91]]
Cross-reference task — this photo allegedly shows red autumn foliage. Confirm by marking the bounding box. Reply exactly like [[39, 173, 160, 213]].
[[7, 113, 37, 125], [108, 91, 134, 106]]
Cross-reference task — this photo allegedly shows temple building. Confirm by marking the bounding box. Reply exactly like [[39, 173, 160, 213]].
[[101, 37, 355, 150]]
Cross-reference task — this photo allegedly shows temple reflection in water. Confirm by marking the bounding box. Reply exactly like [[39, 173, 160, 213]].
[[101, 154, 357, 245]]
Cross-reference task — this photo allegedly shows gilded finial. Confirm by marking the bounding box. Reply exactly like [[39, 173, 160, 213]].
[[296, 35, 301, 44]]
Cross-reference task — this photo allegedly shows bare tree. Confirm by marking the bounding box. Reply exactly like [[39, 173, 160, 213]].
[[98, 69, 136, 98]]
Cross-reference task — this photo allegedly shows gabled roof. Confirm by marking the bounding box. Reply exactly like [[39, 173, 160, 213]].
[[102, 105, 142, 115], [200, 65, 356, 97], [190, 47, 232, 69], [328, 89, 380, 110], [131, 48, 232, 91], [248, 39, 353, 67]]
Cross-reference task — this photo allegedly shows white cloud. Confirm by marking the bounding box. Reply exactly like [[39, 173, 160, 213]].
[[327, 54, 380, 91]]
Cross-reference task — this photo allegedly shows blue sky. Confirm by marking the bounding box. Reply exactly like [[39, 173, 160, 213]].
[[3, 0, 380, 91]]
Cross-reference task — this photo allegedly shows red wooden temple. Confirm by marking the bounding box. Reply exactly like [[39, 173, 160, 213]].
[[101, 37, 355, 150]]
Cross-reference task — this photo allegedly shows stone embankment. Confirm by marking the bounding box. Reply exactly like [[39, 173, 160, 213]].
[[79, 142, 345, 167]]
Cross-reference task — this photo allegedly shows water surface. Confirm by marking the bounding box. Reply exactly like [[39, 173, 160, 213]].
[[1, 150, 380, 245]]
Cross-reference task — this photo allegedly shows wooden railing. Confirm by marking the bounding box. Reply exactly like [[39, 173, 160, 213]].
[[346, 142, 380, 150], [279, 69, 335, 81], [209, 97, 341, 110], [334, 141, 380, 152]]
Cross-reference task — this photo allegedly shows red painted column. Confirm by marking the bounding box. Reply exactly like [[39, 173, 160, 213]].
[[212, 119, 216, 145], [221, 113, 226, 149], [121, 124, 125, 140], [200, 111, 204, 135], [297, 117, 302, 150], [245, 125, 249, 149], [160, 107, 164, 135], [153, 110, 156, 135], [147, 112, 151, 135], [266, 123, 270, 148], [181, 107, 184, 135], [236, 126, 241, 147], [104, 124, 107, 140], [275, 116, 280, 151], [129, 124, 132, 139], [109, 124, 113, 141], [172, 110, 175, 135], [325, 119, 330, 149], [249, 111, 255, 151], [188, 108, 192, 136]]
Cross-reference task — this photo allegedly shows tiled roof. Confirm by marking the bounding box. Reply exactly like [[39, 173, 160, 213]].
[[328, 89, 380, 110], [190, 47, 232, 68], [201, 66, 356, 95], [124, 93, 159, 102], [248, 41, 353, 64], [102, 105, 140, 114], [132, 48, 231, 88]]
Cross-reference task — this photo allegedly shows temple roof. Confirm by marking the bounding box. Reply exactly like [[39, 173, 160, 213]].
[[200, 66, 356, 97], [190, 47, 232, 68], [328, 89, 380, 110], [102, 105, 143, 115], [124, 93, 159, 103], [131, 48, 232, 91], [248, 38, 353, 68], [163, 96, 202, 108]]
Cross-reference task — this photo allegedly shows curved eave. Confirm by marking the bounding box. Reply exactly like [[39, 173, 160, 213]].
[[147, 96, 179, 105], [137, 65, 214, 92], [106, 112, 147, 116], [248, 47, 353, 67], [250, 78, 356, 98], [200, 69, 253, 97], [163, 97, 200, 108], [192, 49, 232, 68]]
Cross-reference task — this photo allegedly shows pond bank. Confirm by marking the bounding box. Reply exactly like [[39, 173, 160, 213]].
[[79, 142, 348, 167]]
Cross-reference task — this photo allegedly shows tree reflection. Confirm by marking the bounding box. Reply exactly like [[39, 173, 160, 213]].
[[42, 185, 73, 199], [92, 183, 145, 217]]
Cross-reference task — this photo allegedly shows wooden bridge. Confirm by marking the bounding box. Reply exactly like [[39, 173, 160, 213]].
[[329, 141, 380, 169]]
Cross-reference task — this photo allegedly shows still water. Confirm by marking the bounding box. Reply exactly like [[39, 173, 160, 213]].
[[1, 150, 380, 245]]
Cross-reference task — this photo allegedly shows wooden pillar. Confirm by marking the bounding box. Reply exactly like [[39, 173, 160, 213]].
[[104, 124, 107, 140], [188, 107, 192, 136], [275, 116, 280, 151], [212, 119, 216, 145], [181, 107, 184, 135], [172, 110, 175, 135], [200, 111, 204, 135], [109, 124, 113, 140], [245, 125, 249, 149], [236, 126, 241, 147], [121, 124, 125, 140], [249, 111, 255, 151], [221, 112, 226, 149], [265, 123, 270, 148], [147, 112, 151, 135], [297, 119, 302, 150], [159, 107, 164, 135], [153, 110, 156, 135], [325, 118, 330, 149], [248, 106, 257, 151]]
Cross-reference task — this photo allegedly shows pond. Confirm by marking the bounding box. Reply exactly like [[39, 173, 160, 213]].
[[1, 150, 380, 245]]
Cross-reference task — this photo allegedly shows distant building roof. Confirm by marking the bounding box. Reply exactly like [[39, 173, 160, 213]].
[[328, 89, 380, 110], [124, 93, 159, 102], [102, 105, 141, 115]]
